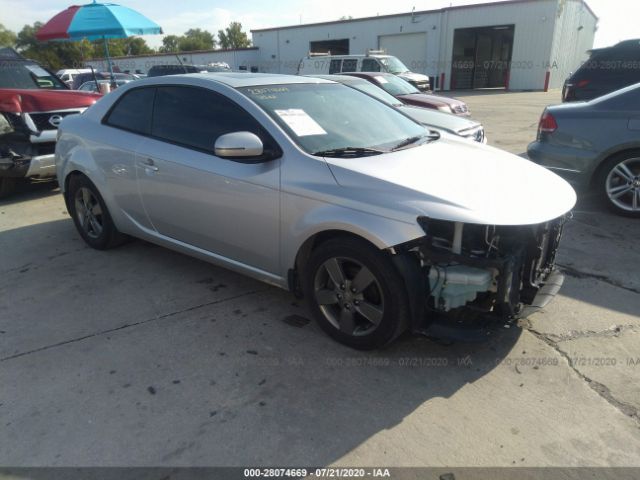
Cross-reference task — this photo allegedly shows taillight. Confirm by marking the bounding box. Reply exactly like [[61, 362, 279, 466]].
[[538, 110, 558, 137], [576, 79, 590, 88]]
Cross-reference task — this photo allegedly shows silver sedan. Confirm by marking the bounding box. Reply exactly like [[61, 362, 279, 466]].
[[56, 73, 575, 349]]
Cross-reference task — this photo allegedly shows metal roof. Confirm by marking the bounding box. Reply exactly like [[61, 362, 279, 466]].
[[85, 47, 258, 63], [251, 0, 597, 33]]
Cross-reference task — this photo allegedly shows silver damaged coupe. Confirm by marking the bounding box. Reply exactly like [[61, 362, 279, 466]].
[[55, 73, 576, 349]]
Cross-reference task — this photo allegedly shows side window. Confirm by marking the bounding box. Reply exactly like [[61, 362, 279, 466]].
[[361, 59, 381, 72], [105, 87, 155, 135], [341, 59, 357, 72], [151, 86, 268, 154], [329, 59, 342, 74], [587, 48, 639, 78]]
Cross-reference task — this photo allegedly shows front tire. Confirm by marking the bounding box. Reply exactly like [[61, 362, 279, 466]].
[[67, 174, 127, 249], [597, 152, 640, 217], [302, 237, 410, 350]]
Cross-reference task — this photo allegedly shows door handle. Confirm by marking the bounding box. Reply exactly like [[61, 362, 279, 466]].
[[139, 158, 159, 172]]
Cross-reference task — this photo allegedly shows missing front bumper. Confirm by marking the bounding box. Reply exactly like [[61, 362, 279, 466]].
[[414, 269, 565, 343], [519, 269, 565, 318]]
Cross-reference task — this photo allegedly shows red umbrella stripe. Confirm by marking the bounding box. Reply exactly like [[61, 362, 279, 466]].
[[36, 5, 81, 41]]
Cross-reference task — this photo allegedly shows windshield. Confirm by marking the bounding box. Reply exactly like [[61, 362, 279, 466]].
[[240, 83, 427, 155], [379, 57, 410, 74], [0, 61, 67, 90], [374, 74, 420, 96]]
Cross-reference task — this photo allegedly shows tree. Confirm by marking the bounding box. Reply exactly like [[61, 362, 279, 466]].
[[15, 22, 69, 70], [12, 22, 154, 70], [218, 22, 251, 49], [160, 35, 180, 53], [101, 37, 153, 56], [178, 28, 216, 51], [16, 22, 97, 69], [15, 22, 42, 51], [0, 24, 16, 48]]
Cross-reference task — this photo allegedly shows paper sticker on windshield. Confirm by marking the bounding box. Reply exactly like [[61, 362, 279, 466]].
[[25, 65, 51, 78], [274, 109, 327, 136], [374, 76, 389, 84]]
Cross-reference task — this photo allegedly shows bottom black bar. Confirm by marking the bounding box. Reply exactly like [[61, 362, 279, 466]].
[[1, 467, 639, 480]]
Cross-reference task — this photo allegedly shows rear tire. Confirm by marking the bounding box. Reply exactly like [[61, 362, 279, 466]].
[[302, 237, 410, 350], [67, 174, 127, 249], [596, 152, 640, 217], [0, 177, 17, 199]]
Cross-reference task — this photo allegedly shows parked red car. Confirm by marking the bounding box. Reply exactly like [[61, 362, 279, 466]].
[[343, 72, 470, 116], [0, 48, 101, 197]]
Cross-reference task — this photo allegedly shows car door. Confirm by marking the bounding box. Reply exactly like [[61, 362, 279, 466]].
[[99, 86, 157, 230], [135, 85, 281, 274]]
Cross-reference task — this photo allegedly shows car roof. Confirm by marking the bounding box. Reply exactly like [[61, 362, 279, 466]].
[[80, 79, 128, 85], [155, 72, 337, 88], [150, 64, 196, 69], [613, 39, 640, 49], [305, 54, 391, 59], [344, 72, 394, 79], [305, 74, 367, 84]]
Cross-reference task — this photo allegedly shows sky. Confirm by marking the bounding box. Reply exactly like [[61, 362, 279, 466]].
[[0, 0, 637, 49]]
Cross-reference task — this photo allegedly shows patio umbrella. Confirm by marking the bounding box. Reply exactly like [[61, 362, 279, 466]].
[[36, 1, 162, 84]]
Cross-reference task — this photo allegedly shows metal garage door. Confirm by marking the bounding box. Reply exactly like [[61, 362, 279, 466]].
[[379, 33, 428, 74]]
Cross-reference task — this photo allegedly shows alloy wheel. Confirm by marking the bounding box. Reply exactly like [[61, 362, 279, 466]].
[[74, 186, 104, 239], [606, 157, 640, 212], [313, 256, 385, 336]]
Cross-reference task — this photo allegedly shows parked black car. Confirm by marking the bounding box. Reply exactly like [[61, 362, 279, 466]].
[[563, 39, 640, 102], [71, 72, 138, 90]]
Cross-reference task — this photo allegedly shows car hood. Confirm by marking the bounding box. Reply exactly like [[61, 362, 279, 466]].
[[0, 89, 101, 113], [400, 105, 479, 134], [397, 72, 430, 82], [323, 135, 576, 226], [398, 92, 464, 108]]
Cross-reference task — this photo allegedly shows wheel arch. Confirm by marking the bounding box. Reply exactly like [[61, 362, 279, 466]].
[[59, 142, 112, 214], [283, 202, 425, 288], [294, 228, 380, 269], [287, 219, 424, 297], [589, 146, 640, 188], [291, 227, 427, 339], [62, 169, 84, 211]]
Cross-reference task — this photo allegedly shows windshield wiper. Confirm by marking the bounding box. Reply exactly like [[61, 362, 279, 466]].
[[391, 132, 440, 151], [312, 147, 386, 158]]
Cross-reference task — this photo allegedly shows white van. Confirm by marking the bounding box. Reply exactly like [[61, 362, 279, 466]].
[[297, 51, 431, 91], [56, 69, 93, 88]]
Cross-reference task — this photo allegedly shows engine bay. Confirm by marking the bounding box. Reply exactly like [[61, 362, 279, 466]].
[[398, 216, 568, 324]]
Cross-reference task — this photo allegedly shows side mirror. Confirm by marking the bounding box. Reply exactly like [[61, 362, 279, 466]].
[[214, 131, 264, 158]]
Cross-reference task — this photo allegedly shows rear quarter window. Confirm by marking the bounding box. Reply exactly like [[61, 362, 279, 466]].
[[104, 88, 155, 135], [580, 48, 640, 78]]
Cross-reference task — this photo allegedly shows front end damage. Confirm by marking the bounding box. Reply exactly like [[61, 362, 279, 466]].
[[393, 215, 569, 341], [0, 111, 57, 180]]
